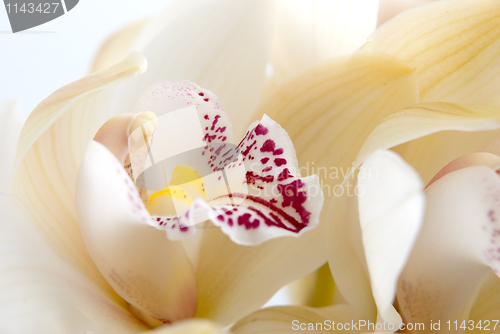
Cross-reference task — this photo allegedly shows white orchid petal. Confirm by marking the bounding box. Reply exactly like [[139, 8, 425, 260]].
[[151, 114, 324, 246], [358, 150, 425, 325], [0, 100, 24, 192], [114, 0, 274, 137], [271, 0, 378, 84], [355, 103, 500, 183], [12, 53, 147, 296], [397, 166, 500, 326], [91, 19, 149, 73], [76, 140, 197, 323], [232, 304, 371, 334], [360, 0, 500, 105], [0, 194, 147, 334], [377, 0, 434, 27]]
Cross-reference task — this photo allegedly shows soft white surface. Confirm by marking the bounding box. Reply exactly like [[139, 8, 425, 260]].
[[0, 0, 172, 115]]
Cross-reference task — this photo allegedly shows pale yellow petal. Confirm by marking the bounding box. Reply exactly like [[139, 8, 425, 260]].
[[12, 53, 147, 296], [0, 100, 24, 192], [355, 102, 500, 183], [360, 0, 500, 105], [232, 304, 371, 334], [254, 53, 418, 187], [0, 195, 147, 334], [90, 20, 149, 73]]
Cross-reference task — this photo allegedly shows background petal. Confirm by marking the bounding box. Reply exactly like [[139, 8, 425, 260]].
[[355, 102, 500, 183], [360, 0, 500, 105], [12, 53, 147, 297], [397, 166, 500, 327], [0, 194, 147, 334]]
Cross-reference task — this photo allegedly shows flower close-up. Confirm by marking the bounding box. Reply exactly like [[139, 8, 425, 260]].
[[3, 0, 500, 333]]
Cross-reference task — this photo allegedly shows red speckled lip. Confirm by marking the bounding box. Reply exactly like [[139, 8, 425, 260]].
[[131, 81, 323, 245]]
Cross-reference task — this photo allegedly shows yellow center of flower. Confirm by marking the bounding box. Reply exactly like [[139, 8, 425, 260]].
[[147, 165, 206, 216]]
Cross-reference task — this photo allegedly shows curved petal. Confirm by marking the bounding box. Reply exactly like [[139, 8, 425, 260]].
[[359, 0, 500, 105], [271, 0, 378, 85], [0, 194, 147, 334], [397, 166, 500, 328], [231, 304, 371, 334], [90, 19, 149, 73], [150, 115, 324, 245], [113, 0, 274, 137], [358, 150, 425, 325], [354, 102, 500, 183], [0, 100, 24, 192], [76, 140, 197, 323], [12, 53, 147, 296], [377, 0, 434, 27]]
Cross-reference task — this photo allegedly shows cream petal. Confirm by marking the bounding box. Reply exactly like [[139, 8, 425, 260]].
[[76, 140, 197, 323], [113, 0, 274, 138], [270, 0, 378, 85], [354, 102, 500, 183], [231, 304, 371, 334], [358, 150, 425, 325], [0, 100, 24, 192], [90, 20, 149, 73], [397, 166, 500, 327], [0, 194, 147, 334], [360, 0, 500, 105], [12, 53, 147, 297]]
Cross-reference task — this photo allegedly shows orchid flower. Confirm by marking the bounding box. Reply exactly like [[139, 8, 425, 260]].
[[231, 0, 500, 332], [0, 0, 383, 332]]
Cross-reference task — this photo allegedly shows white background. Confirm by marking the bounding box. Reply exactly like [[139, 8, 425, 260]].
[[0, 0, 172, 115]]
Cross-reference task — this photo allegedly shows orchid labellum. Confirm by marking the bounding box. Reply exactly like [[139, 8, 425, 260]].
[[75, 80, 324, 324]]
